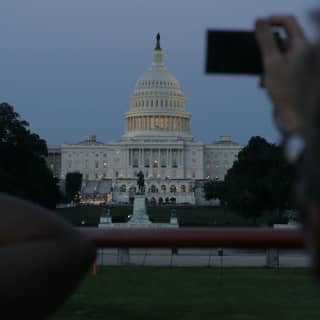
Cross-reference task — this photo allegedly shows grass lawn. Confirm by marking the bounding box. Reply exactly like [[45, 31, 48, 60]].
[[56, 206, 103, 226], [52, 267, 320, 320], [56, 206, 279, 227]]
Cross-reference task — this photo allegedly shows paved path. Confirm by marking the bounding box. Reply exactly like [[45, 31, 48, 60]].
[[96, 248, 310, 268]]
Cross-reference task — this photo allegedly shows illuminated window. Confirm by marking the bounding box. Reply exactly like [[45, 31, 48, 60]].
[[115, 159, 120, 169], [160, 116, 164, 128], [153, 160, 158, 168]]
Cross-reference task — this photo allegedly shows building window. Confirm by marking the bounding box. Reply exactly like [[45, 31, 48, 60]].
[[120, 185, 126, 192], [170, 185, 176, 193], [153, 160, 158, 168], [181, 185, 186, 192], [103, 161, 107, 168], [172, 160, 177, 168], [95, 161, 99, 169], [161, 185, 166, 192]]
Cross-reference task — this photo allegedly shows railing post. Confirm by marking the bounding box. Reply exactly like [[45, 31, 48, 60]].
[[117, 248, 130, 265], [266, 248, 279, 268]]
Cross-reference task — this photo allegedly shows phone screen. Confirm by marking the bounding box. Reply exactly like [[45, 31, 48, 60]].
[[206, 30, 263, 75]]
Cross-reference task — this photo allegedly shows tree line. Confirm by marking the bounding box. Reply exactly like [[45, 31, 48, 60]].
[[0, 102, 82, 208], [1, 102, 297, 216], [203, 136, 297, 224]]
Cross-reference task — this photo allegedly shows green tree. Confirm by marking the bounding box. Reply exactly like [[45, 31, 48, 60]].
[[203, 180, 226, 205], [65, 172, 82, 203], [224, 136, 295, 224], [0, 102, 60, 209], [205, 136, 295, 224]]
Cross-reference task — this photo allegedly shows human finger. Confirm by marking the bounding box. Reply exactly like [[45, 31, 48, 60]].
[[268, 15, 306, 49], [255, 18, 281, 63], [259, 76, 266, 88]]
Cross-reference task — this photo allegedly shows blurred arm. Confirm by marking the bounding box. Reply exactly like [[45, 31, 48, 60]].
[[0, 193, 96, 319]]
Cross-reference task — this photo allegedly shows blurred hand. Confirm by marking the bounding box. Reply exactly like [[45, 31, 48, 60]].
[[255, 15, 307, 134]]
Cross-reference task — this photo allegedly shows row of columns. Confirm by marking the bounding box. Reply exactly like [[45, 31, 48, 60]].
[[128, 148, 184, 169], [126, 116, 190, 132]]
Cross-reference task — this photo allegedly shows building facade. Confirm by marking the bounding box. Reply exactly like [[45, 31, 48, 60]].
[[47, 34, 242, 205]]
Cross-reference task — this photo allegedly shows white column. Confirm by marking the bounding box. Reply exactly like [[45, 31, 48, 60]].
[[142, 148, 145, 168], [138, 148, 141, 167]]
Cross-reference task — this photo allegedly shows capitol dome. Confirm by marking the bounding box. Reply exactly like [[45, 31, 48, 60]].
[[123, 33, 192, 139]]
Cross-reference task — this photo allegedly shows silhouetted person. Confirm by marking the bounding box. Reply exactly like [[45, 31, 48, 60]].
[[255, 13, 320, 274]]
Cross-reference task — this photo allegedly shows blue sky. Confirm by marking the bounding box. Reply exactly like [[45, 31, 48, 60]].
[[0, 0, 318, 145]]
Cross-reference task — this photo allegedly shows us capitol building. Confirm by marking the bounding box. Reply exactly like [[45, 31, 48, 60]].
[[47, 34, 242, 205]]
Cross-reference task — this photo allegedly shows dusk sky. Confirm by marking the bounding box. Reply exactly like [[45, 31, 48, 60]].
[[0, 0, 318, 145]]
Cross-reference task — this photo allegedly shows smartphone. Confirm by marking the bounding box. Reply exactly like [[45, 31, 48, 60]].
[[205, 30, 284, 75]]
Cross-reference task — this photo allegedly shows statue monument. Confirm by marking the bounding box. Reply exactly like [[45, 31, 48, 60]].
[[137, 170, 145, 193]]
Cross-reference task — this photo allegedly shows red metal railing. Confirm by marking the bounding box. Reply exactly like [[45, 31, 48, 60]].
[[80, 227, 305, 249]]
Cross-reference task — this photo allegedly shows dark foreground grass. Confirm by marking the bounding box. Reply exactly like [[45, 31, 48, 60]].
[[52, 267, 320, 320], [56, 206, 274, 226]]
